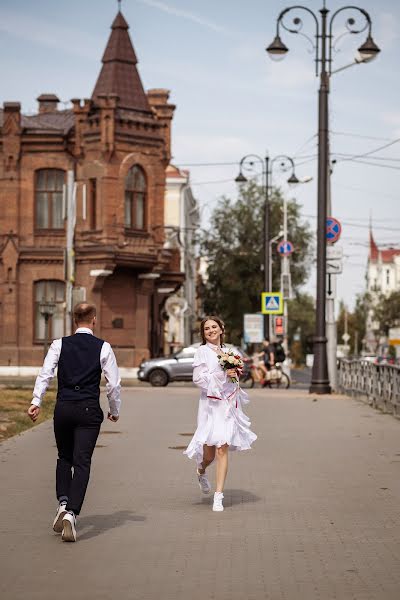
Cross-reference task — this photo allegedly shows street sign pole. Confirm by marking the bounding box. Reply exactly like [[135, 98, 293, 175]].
[[282, 196, 289, 352], [326, 273, 337, 390], [325, 217, 341, 392]]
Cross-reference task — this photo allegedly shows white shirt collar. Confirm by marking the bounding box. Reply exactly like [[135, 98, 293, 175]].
[[75, 327, 94, 335]]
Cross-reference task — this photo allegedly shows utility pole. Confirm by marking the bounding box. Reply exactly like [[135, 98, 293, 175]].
[[267, 2, 380, 394], [65, 170, 76, 336], [281, 195, 290, 353], [326, 145, 338, 390]]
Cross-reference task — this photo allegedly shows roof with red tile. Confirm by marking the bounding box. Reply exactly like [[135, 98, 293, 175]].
[[369, 229, 400, 263], [166, 164, 189, 180], [91, 11, 151, 114]]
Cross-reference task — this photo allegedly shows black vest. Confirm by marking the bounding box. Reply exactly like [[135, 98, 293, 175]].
[[57, 333, 104, 402]]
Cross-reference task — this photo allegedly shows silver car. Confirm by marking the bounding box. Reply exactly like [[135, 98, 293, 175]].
[[138, 345, 200, 386], [138, 343, 243, 386]]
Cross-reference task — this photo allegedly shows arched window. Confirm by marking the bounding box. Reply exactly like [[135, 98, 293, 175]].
[[34, 280, 65, 341], [35, 169, 65, 229], [124, 165, 146, 230]]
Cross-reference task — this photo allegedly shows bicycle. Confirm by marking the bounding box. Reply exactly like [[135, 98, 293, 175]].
[[239, 360, 290, 389]]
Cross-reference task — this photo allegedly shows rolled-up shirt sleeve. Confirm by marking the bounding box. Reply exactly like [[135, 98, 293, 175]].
[[32, 339, 62, 407], [100, 342, 121, 417]]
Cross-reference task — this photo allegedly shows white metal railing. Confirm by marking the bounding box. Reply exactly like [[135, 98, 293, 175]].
[[338, 359, 400, 416]]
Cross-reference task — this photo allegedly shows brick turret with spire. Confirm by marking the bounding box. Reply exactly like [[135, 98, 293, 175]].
[[92, 11, 151, 113]]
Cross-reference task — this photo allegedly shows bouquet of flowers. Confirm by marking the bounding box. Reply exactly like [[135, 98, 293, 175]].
[[217, 350, 244, 383]]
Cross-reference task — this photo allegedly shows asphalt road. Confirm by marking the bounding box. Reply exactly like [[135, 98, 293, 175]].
[[2, 385, 400, 599]]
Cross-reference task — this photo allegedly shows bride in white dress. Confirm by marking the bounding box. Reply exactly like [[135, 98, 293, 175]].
[[184, 316, 257, 512]]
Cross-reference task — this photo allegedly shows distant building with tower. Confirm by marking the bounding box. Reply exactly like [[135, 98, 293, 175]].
[[365, 229, 400, 352]]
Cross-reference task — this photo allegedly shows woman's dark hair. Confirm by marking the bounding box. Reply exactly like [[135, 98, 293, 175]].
[[200, 316, 225, 345]]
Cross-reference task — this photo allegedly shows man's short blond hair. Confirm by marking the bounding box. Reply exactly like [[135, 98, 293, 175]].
[[73, 302, 97, 325]]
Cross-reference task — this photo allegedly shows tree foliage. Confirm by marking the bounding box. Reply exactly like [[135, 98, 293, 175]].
[[337, 293, 370, 354], [373, 290, 400, 335], [287, 292, 315, 365], [200, 181, 313, 344]]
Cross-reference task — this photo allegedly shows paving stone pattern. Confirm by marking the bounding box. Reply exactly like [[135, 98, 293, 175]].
[[1, 387, 400, 599]]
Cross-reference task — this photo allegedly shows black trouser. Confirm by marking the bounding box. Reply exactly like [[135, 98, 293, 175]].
[[53, 399, 103, 515]]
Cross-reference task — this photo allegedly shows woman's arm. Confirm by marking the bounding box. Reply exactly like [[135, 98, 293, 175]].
[[193, 351, 226, 400]]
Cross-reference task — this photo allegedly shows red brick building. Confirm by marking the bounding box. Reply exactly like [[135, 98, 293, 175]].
[[0, 11, 183, 369]]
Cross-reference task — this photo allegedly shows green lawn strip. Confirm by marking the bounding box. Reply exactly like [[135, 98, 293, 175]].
[[0, 389, 56, 442]]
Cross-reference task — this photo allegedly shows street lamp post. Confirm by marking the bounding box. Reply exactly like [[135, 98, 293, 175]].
[[267, 2, 380, 394], [39, 300, 56, 358], [235, 155, 299, 340]]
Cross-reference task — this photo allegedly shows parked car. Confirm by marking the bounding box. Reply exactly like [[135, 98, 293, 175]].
[[138, 343, 244, 386]]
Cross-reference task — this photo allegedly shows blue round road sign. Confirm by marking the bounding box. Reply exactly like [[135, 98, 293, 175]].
[[277, 240, 294, 256], [326, 217, 341, 243]]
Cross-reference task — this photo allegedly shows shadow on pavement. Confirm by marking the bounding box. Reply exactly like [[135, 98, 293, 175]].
[[193, 489, 260, 508], [77, 510, 146, 541], [223, 489, 261, 507]]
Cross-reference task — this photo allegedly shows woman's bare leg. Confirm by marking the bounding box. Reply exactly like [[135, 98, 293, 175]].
[[198, 445, 216, 474], [215, 444, 229, 492]]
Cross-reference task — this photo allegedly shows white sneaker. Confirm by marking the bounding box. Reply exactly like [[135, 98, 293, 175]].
[[53, 502, 68, 533], [213, 492, 224, 512], [62, 512, 77, 542], [197, 468, 211, 494]]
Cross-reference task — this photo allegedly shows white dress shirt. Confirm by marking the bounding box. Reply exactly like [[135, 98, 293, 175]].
[[31, 327, 121, 417]]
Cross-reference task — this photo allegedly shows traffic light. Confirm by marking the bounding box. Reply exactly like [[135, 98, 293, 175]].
[[274, 316, 284, 336]]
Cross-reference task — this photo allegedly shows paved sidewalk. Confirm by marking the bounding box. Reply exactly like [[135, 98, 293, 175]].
[[2, 387, 400, 599]]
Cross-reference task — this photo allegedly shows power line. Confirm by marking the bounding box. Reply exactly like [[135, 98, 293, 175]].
[[337, 157, 400, 171], [303, 214, 400, 232], [333, 153, 400, 163], [331, 131, 393, 142], [334, 137, 400, 164]]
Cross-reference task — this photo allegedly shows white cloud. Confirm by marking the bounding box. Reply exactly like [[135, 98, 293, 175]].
[[134, 0, 229, 34]]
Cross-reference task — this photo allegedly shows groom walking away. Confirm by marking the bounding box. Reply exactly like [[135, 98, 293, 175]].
[[27, 302, 121, 543]]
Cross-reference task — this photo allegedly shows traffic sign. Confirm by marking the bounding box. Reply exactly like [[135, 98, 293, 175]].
[[326, 217, 342, 244], [326, 245, 343, 260], [261, 292, 283, 315], [326, 274, 337, 298], [326, 260, 343, 274], [277, 240, 294, 256], [243, 314, 264, 343]]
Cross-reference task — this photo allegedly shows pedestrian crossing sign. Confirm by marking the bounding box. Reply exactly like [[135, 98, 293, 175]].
[[261, 292, 283, 315]]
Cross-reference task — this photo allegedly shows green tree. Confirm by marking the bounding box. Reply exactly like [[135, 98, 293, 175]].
[[201, 181, 313, 344], [287, 292, 315, 365], [337, 292, 370, 355], [373, 290, 400, 335]]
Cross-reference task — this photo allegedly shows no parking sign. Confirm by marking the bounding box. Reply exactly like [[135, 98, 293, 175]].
[[326, 217, 341, 244]]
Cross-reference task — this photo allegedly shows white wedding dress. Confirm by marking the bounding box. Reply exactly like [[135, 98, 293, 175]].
[[184, 342, 257, 465]]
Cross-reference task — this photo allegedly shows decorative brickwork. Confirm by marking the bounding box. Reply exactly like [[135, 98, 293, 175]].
[[0, 11, 183, 367]]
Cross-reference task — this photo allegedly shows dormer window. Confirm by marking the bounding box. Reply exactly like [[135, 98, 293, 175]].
[[124, 165, 146, 230]]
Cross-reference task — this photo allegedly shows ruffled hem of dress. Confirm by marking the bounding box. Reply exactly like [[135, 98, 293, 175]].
[[184, 430, 257, 465]]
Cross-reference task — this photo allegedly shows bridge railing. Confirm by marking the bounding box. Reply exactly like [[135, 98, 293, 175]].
[[338, 359, 400, 416]]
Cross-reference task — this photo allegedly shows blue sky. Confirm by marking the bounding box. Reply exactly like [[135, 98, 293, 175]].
[[1, 0, 399, 311]]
